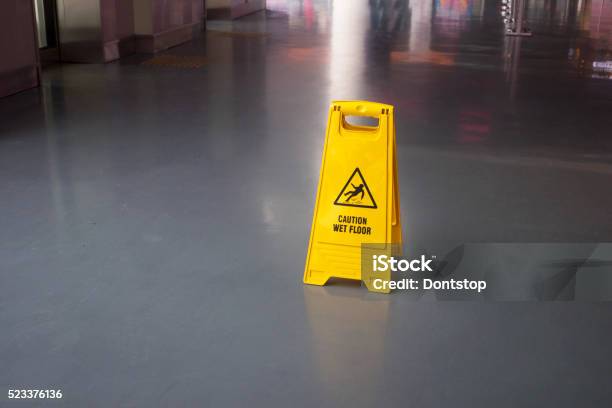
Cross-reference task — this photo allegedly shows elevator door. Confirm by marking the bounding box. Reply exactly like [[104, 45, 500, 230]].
[[34, 0, 58, 49]]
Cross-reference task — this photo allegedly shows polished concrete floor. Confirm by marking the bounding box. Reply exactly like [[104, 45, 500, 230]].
[[2, 0, 612, 406]]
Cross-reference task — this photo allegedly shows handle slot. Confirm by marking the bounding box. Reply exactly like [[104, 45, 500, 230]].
[[343, 115, 379, 130], [333, 101, 390, 134]]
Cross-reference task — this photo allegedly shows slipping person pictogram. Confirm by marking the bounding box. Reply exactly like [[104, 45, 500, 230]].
[[344, 183, 365, 202], [334, 168, 377, 209]]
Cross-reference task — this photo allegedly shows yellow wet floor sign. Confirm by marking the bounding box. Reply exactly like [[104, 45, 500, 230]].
[[304, 101, 402, 293]]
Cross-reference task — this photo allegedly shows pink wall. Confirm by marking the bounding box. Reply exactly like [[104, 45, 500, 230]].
[[103, 0, 204, 56], [134, 0, 204, 53], [152, 0, 204, 33], [0, 0, 39, 97], [1, 0, 204, 79], [101, 0, 136, 43]]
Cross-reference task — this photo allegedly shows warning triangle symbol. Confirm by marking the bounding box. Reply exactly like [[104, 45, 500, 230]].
[[333, 168, 377, 209]]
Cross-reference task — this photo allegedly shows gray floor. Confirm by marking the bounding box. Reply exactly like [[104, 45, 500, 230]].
[[2, 0, 612, 406]]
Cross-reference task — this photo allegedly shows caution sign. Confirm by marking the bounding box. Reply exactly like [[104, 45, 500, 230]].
[[334, 168, 377, 209], [303, 101, 402, 293]]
